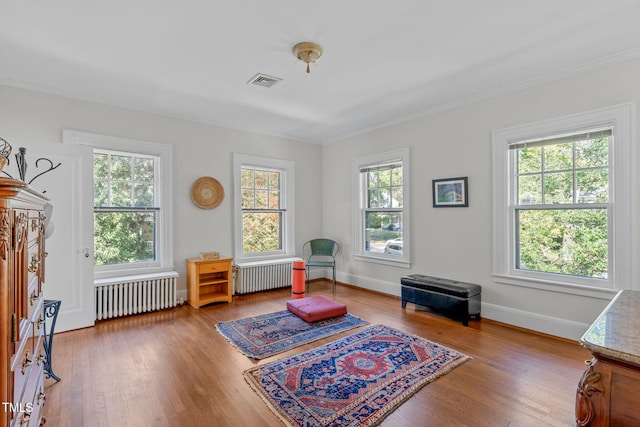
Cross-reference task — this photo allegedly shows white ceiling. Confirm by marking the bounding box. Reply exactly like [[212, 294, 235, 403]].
[[2, 1, 640, 144]]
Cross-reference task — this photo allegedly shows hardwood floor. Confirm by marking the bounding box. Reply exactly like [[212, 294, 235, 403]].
[[43, 281, 590, 426]]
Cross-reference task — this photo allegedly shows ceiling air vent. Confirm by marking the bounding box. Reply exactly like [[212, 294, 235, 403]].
[[247, 73, 282, 88]]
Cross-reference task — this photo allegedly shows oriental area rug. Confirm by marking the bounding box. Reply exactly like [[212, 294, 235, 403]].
[[243, 325, 470, 427], [216, 310, 368, 359]]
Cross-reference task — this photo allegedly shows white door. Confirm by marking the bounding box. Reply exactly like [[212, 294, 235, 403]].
[[3, 138, 94, 332]]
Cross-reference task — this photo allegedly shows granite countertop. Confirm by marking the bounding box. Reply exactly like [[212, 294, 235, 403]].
[[580, 290, 640, 367]]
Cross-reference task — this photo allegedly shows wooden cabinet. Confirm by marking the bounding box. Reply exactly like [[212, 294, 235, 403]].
[[0, 179, 48, 427], [186, 257, 233, 308]]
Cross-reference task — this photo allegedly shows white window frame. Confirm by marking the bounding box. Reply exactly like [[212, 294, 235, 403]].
[[352, 148, 411, 267], [233, 153, 295, 263], [492, 103, 635, 298], [63, 130, 174, 279]]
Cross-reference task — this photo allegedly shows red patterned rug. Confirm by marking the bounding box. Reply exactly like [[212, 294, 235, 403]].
[[244, 325, 470, 426]]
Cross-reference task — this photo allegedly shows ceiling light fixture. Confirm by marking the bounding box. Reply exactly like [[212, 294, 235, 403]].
[[292, 42, 323, 74]]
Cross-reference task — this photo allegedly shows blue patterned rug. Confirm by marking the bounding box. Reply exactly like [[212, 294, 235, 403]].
[[244, 324, 470, 426], [216, 310, 368, 359]]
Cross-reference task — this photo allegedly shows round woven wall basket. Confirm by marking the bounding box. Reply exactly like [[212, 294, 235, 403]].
[[190, 176, 224, 209]]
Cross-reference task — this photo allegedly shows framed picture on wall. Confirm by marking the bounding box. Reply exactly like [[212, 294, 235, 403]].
[[432, 177, 468, 207]]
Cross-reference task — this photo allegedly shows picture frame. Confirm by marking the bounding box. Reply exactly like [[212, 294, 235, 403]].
[[432, 177, 468, 207]]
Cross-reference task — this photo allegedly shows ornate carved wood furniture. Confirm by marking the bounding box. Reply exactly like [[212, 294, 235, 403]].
[[0, 178, 48, 427], [576, 290, 640, 426], [400, 274, 481, 326]]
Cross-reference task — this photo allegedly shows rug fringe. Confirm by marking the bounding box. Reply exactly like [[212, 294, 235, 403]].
[[215, 323, 261, 359], [243, 370, 296, 427]]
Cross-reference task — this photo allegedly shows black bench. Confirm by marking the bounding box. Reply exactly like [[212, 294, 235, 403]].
[[400, 274, 481, 326]]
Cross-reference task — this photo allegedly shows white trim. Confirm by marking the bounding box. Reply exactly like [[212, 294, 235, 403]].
[[233, 257, 302, 268], [232, 153, 295, 263], [352, 148, 411, 266], [94, 271, 179, 287], [63, 129, 175, 279], [339, 270, 594, 340], [480, 302, 591, 341], [492, 102, 636, 295]]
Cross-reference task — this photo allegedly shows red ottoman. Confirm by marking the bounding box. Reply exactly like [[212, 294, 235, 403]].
[[287, 295, 347, 322]]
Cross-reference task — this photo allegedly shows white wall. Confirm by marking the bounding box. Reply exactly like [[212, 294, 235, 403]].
[[2, 57, 638, 339], [0, 85, 324, 297], [322, 58, 640, 340]]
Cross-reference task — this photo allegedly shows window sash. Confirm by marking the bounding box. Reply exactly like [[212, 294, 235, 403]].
[[233, 153, 295, 263], [492, 103, 635, 296], [353, 148, 410, 266], [511, 131, 611, 281], [513, 132, 610, 207]]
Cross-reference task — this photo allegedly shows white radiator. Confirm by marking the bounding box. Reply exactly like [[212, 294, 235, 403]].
[[234, 258, 301, 294], [95, 272, 179, 320]]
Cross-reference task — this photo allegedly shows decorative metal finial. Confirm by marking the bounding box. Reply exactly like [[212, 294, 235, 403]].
[[0, 146, 62, 189], [0, 137, 12, 174]]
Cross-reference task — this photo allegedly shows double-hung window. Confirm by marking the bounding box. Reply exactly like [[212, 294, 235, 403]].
[[492, 103, 635, 295], [353, 148, 410, 265], [233, 154, 295, 262], [93, 149, 158, 267], [64, 130, 174, 279]]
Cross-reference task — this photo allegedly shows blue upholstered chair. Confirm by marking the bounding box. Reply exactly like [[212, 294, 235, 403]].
[[302, 239, 340, 293]]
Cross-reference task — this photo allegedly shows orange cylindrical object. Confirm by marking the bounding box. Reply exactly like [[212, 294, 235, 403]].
[[291, 260, 306, 299]]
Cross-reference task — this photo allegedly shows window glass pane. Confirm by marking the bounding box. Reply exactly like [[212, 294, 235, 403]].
[[518, 175, 541, 204], [517, 209, 607, 278], [94, 153, 109, 178], [364, 211, 402, 254], [544, 172, 573, 204], [269, 172, 279, 190], [378, 169, 390, 187], [111, 155, 132, 180], [134, 183, 154, 207], [255, 190, 268, 209], [242, 212, 282, 253], [576, 137, 608, 168], [517, 147, 542, 174], [368, 170, 379, 187], [391, 167, 402, 186], [241, 169, 254, 188], [255, 171, 268, 189], [577, 169, 609, 203], [544, 143, 573, 171], [391, 186, 403, 208], [94, 180, 108, 207], [268, 191, 279, 209], [241, 189, 254, 209], [367, 189, 380, 208], [379, 188, 391, 208], [111, 181, 132, 206], [134, 157, 154, 182], [94, 211, 156, 265]]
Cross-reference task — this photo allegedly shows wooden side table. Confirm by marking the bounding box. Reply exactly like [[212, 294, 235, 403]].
[[186, 257, 233, 308]]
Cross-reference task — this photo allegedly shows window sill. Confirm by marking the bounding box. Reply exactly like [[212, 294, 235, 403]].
[[353, 253, 411, 268], [493, 273, 618, 300], [94, 265, 174, 281]]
